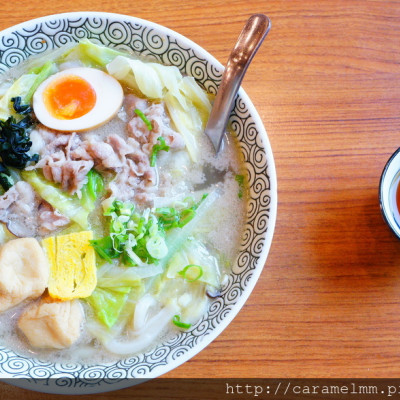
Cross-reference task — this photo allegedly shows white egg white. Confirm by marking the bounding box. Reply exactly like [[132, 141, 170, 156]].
[[33, 67, 124, 132]]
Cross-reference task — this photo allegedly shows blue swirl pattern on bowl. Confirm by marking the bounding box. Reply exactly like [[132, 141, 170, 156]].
[[0, 12, 277, 394]]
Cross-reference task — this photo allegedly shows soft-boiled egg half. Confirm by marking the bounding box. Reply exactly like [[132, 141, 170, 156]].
[[33, 67, 123, 132]]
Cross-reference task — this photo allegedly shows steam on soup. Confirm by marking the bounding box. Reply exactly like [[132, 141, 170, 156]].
[[0, 39, 246, 363]]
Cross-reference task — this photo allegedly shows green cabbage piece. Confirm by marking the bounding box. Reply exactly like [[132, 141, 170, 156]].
[[58, 39, 126, 68], [86, 286, 132, 328], [164, 91, 202, 162], [22, 169, 105, 228], [153, 238, 220, 324], [24, 61, 55, 103], [179, 76, 212, 125], [106, 55, 213, 162], [106, 55, 181, 99], [0, 74, 36, 121], [86, 269, 144, 328], [0, 61, 56, 121], [96, 263, 163, 293], [166, 239, 220, 288], [85, 287, 146, 344], [21, 170, 89, 229]]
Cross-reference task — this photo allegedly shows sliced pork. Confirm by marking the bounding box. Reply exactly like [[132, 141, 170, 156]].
[[27, 130, 94, 195], [0, 182, 70, 237], [86, 134, 156, 203], [38, 202, 70, 236], [0, 182, 41, 237], [125, 95, 185, 150], [83, 140, 123, 170]]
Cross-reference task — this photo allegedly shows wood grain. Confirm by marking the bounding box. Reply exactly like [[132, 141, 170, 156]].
[[1, 0, 400, 397]]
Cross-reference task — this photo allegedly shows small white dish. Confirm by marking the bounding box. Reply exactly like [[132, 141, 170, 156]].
[[380, 147, 400, 238]]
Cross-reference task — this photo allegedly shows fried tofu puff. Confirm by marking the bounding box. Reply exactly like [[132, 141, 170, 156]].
[[0, 238, 49, 312], [18, 296, 83, 349]]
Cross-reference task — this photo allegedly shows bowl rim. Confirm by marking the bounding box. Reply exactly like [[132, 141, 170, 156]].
[[379, 147, 400, 239], [0, 11, 278, 391]]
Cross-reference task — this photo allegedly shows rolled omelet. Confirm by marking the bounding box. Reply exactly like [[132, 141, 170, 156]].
[[42, 231, 97, 301]]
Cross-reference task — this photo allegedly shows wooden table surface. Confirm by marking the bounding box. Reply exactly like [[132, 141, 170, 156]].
[[1, 0, 400, 398]]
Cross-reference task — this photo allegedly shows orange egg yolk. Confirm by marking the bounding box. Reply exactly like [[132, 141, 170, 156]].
[[43, 75, 97, 120]]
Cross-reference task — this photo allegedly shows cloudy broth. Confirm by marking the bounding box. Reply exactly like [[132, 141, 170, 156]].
[[0, 42, 247, 364]]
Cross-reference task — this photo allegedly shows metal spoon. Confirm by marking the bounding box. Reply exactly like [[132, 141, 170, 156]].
[[205, 14, 271, 153]]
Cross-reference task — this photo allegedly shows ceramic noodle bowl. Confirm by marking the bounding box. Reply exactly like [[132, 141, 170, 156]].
[[0, 12, 277, 394]]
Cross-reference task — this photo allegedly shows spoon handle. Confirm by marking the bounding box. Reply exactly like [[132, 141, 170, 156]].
[[205, 14, 271, 152]]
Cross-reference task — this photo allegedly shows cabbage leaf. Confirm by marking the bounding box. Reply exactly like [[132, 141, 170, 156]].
[[166, 239, 220, 288], [179, 76, 212, 125], [57, 39, 126, 68], [25, 61, 55, 102], [86, 286, 132, 328], [0, 74, 36, 121], [106, 55, 181, 99], [86, 271, 144, 328], [163, 91, 202, 162], [0, 61, 56, 121]]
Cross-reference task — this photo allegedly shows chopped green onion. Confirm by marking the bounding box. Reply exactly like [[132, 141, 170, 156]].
[[178, 264, 203, 282], [87, 169, 104, 200], [235, 174, 245, 199], [90, 236, 120, 263], [134, 108, 153, 130], [91, 200, 167, 266], [155, 207, 180, 230], [155, 193, 208, 231], [150, 136, 170, 167], [81, 169, 104, 212], [172, 314, 192, 330], [178, 208, 196, 227], [146, 235, 168, 259]]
